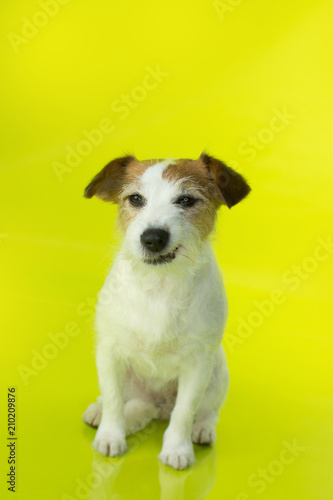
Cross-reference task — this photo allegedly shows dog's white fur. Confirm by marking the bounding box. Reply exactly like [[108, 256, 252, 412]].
[[82, 155, 250, 470]]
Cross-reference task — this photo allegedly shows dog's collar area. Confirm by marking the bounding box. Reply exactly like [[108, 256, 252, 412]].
[[144, 246, 180, 265]]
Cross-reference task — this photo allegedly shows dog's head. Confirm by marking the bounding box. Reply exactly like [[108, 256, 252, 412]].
[[84, 154, 250, 268]]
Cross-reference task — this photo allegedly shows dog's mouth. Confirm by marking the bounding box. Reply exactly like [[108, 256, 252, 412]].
[[144, 246, 180, 265]]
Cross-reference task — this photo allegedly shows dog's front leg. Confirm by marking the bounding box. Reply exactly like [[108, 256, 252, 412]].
[[93, 343, 127, 457], [159, 359, 212, 470]]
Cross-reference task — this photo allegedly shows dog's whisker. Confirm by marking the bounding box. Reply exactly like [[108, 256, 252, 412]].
[[180, 253, 195, 265]]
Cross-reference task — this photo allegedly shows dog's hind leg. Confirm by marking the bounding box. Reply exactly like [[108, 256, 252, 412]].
[[125, 398, 159, 436], [82, 397, 158, 435], [82, 397, 102, 428]]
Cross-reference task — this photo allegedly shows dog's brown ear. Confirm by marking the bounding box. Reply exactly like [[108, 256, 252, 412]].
[[84, 155, 136, 202], [200, 153, 251, 208]]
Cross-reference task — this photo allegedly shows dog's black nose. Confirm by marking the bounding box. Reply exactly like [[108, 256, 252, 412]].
[[141, 229, 170, 253]]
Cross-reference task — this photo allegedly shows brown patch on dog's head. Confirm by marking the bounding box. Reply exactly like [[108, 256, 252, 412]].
[[162, 158, 214, 198], [123, 159, 157, 185]]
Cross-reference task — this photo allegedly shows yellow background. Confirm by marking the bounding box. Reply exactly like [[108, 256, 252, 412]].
[[1, 0, 333, 498]]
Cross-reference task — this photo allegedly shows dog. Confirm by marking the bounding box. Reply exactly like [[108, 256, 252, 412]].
[[82, 153, 251, 470]]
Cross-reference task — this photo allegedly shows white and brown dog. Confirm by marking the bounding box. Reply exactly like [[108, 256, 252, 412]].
[[82, 153, 250, 470]]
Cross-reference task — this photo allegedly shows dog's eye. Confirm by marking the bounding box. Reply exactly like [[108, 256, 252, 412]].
[[129, 194, 144, 207], [176, 196, 197, 207]]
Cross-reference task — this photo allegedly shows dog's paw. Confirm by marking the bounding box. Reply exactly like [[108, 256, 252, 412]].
[[158, 443, 195, 470], [82, 402, 102, 428], [191, 421, 216, 445], [93, 426, 128, 457]]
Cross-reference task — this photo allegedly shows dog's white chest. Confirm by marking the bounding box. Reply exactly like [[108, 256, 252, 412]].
[[100, 260, 190, 336], [96, 247, 227, 380], [98, 268, 191, 378]]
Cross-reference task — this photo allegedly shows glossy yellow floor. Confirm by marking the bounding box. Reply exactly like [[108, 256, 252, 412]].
[[1, 1, 333, 498]]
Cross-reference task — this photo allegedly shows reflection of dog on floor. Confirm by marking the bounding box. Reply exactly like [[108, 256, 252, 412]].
[[83, 153, 251, 470], [86, 445, 217, 500]]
